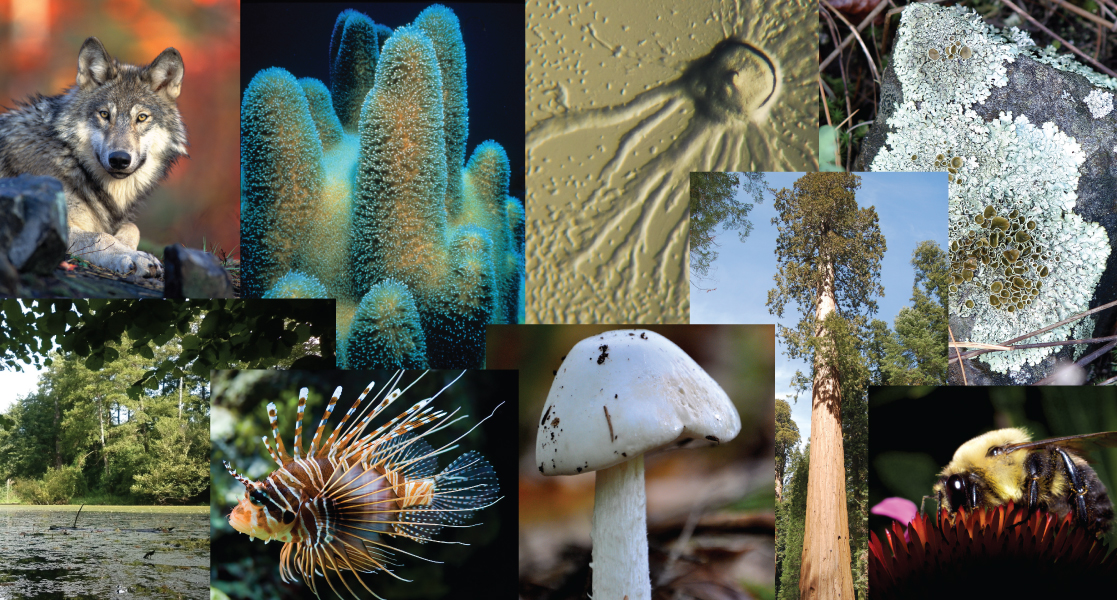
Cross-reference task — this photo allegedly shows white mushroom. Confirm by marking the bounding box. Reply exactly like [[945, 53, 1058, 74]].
[[536, 329, 741, 600]]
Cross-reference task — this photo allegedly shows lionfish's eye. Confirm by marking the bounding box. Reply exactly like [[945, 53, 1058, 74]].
[[249, 489, 267, 506], [282, 510, 296, 525]]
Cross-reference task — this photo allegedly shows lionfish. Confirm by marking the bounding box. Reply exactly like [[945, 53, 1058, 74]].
[[223, 371, 501, 598]]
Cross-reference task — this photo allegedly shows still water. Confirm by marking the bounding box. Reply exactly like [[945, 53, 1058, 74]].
[[0, 506, 208, 599]]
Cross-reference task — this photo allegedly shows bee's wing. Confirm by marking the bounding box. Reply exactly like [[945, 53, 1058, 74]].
[[1003, 431, 1117, 460]]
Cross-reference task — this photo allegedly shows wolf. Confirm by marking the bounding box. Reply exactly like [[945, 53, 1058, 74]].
[[0, 36, 187, 282]]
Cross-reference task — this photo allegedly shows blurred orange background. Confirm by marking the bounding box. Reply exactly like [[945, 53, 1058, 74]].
[[0, 0, 240, 260]]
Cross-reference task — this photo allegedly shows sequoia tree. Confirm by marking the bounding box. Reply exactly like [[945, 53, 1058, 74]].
[[766, 173, 885, 600]]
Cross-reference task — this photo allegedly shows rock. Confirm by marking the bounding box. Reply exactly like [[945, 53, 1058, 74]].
[[858, 3, 1117, 384], [0, 175, 68, 276], [162, 245, 234, 298]]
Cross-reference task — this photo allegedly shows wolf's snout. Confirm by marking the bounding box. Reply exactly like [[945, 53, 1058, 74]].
[[108, 151, 132, 170]]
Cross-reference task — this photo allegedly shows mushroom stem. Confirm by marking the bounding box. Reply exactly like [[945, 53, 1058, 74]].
[[590, 454, 650, 600]]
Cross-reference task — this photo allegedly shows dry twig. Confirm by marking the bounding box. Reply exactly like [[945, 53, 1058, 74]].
[[1000, 0, 1117, 77]]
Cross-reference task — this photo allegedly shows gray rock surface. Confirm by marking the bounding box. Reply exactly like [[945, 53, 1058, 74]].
[[858, 5, 1117, 384], [0, 175, 69, 276], [163, 245, 234, 298]]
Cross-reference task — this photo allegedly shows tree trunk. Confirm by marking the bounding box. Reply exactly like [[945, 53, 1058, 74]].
[[53, 394, 62, 469], [97, 397, 108, 477], [799, 259, 854, 600]]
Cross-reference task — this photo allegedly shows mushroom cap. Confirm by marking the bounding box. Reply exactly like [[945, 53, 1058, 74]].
[[536, 329, 741, 476]]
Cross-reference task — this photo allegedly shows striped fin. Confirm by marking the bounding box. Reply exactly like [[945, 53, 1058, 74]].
[[320, 382, 377, 459], [308, 386, 343, 457], [262, 436, 281, 466], [332, 390, 408, 457], [394, 450, 499, 542], [349, 399, 436, 453], [267, 402, 292, 464], [223, 460, 255, 489], [292, 388, 307, 460]]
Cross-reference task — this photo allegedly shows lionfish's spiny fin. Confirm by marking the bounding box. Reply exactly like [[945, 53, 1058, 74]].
[[223, 460, 255, 489], [348, 399, 434, 454], [334, 390, 408, 456], [292, 388, 308, 460], [350, 408, 445, 470], [267, 402, 292, 464], [320, 386, 373, 457], [262, 436, 281, 466], [309, 386, 343, 457], [354, 407, 455, 474]]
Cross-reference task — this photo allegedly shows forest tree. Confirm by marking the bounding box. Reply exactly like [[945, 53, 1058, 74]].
[[766, 172, 884, 600]]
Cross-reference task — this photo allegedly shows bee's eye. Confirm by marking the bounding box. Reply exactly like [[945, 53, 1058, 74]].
[[946, 474, 970, 510], [99, 110, 110, 119], [137, 113, 148, 122]]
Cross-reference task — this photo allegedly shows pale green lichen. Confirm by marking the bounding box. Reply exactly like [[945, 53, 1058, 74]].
[[1084, 89, 1114, 119], [871, 3, 1111, 376]]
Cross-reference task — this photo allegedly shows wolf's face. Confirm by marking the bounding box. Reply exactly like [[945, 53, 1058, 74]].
[[71, 38, 187, 182]]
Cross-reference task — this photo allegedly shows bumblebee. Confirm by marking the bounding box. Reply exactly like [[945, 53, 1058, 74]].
[[932, 427, 1117, 535]]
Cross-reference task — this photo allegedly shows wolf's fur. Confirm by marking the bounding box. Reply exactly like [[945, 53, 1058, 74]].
[[0, 37, 187, 281]]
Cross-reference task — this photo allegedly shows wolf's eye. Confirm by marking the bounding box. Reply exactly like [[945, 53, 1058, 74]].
[[137, 113, 148, 122], [99, 110, 109, 119]]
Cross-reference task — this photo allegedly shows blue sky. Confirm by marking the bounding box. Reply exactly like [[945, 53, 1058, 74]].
[[691, 172, 948, 449]]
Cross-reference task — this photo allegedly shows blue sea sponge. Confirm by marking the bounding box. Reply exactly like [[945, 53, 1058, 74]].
[[240, 68, 322, 298], [241, 5, 523, 368], [345, 279, 428, 369], [262, 271, 327, 299], [414, 4, 468, 215]]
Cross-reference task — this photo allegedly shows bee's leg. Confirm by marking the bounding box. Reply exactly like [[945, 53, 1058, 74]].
[[1022, 452, 1044, 510], [1052, 447, 1091, 527]]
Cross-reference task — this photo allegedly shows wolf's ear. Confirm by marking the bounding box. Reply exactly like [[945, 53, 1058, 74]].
[[144, 48, 185, 100], [77, 37, 117, 91]]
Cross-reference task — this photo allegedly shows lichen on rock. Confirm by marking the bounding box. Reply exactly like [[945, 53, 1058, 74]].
[[866, 3, 1113, 378], [241, 5, 524, 368]]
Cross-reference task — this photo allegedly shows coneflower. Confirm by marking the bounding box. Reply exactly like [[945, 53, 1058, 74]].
[[870, 502, 1116, 599]]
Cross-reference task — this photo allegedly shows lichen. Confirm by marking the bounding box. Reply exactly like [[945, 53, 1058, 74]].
[[241, 6, 524, 368], [870, 3, 1111, 375], [1084, 89, 1114, 119]]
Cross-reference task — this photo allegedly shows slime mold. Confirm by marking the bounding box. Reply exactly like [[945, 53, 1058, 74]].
[[241, 5, 524, 368]]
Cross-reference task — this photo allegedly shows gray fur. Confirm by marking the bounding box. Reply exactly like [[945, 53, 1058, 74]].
[[0, 36, 187, 282]]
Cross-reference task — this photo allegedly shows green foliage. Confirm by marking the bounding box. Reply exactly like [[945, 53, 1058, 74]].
[[12, 478, 50, 504], [10, 463, 85, 504], [841, 378, 869, 600], [0, 310, 221, 504], [889, 241, 948, 383], [776, 443, 809, 600], [0, 299, 332, 398], [689, 171, 766, 280], [767, 173, 886, 327], [43, 463, 86, 503], [131, 417, 210, 504], [866, 241, 949, 385], [774, 398, 800, 483]]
